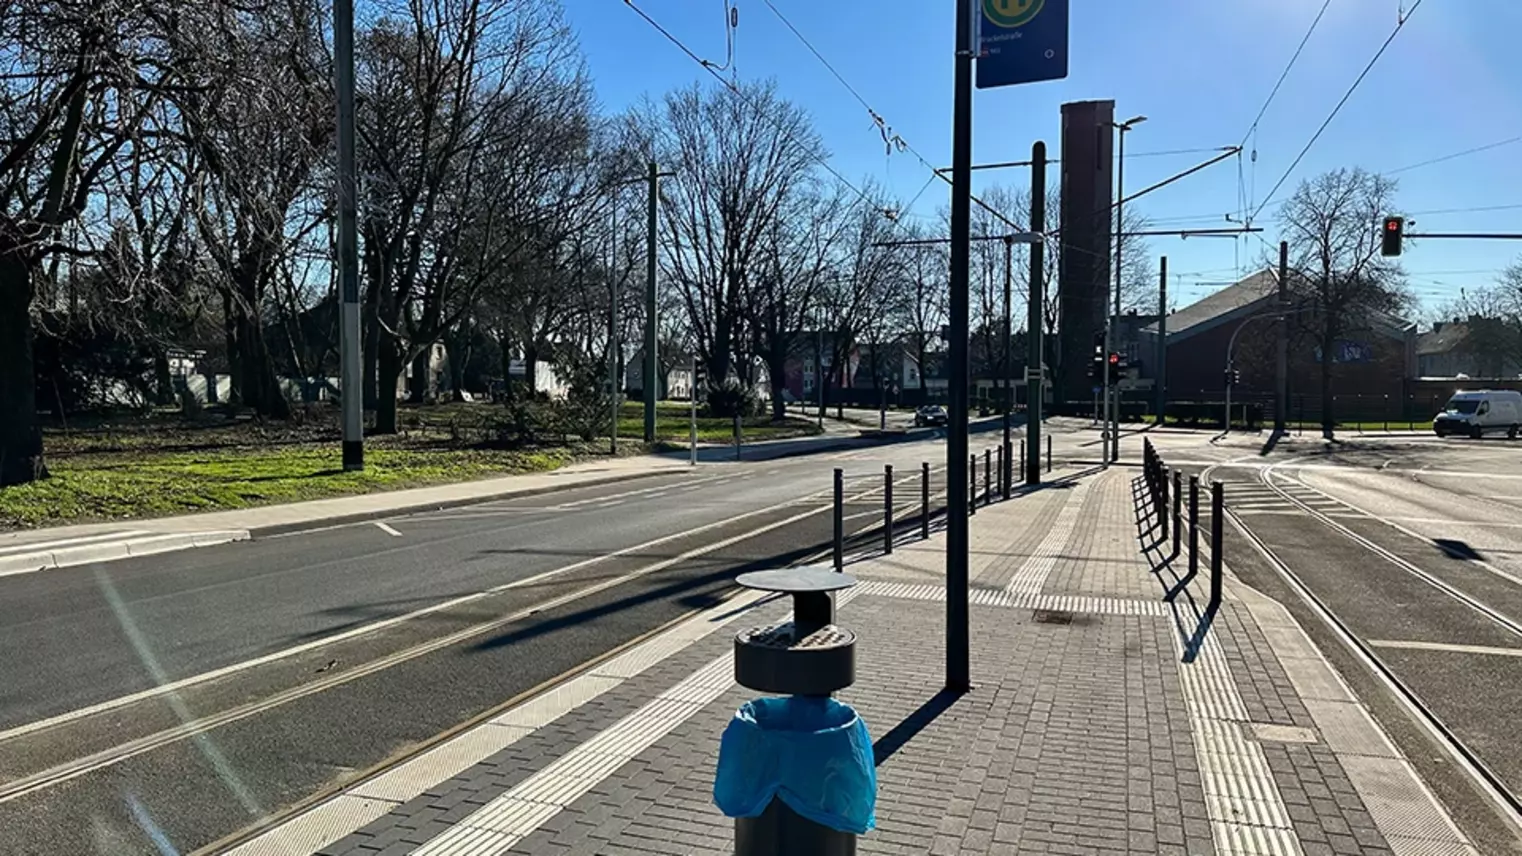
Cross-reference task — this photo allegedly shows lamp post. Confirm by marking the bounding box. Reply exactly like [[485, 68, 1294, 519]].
[[1105, 114, 1146, 462], [1221, 305, 1312, 436]]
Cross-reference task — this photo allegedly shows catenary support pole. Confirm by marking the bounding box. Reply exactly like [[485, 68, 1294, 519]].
[[945, 0, 973, 692], [336, 0, 363, 471]]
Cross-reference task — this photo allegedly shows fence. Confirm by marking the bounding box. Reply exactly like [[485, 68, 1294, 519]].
[[828, 437, 1053, 569]]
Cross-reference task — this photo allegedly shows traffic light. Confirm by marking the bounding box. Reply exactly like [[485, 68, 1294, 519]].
[[1381, 215, 1404, 257], [1224, 368, 1240, 387], [1089, 330, 1106, 379], [693, 364, 706, 401], [1109, 352, 1121, 370]]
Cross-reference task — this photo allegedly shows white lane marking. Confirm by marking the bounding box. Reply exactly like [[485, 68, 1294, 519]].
[[405, 587, 873, 856], [550, 473, 728, 509], [1368, 639, 1522, 659], [0, 483, 842, 746], [372, 522, 402, 537], [1381, 516, 1522, 529], [0, 497, 846, 804], [1269, 468, 1522, 592], [412, 655, 738, 855], [226, 589, 770, 856]]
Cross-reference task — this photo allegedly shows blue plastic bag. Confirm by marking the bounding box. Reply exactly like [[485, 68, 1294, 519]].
[[713, 696, 876, 834]]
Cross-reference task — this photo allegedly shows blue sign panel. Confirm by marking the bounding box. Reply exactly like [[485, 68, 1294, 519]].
[[976, 0, 1069, 89]]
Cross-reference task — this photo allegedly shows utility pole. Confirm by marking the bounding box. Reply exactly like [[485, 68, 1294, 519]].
[[336, 0, 362, 471], [1025, 140, 1045, 486], [1155, 256, 1166, 426], [608, 196, 619, 456], [945, 0, 973, 693], [1275, 240, 1289, 435], [1002, 235, 1013, 492], [1109, 116, 1145, 462], [643, 161, 659, 443]]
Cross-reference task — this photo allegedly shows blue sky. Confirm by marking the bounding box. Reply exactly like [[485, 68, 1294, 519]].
[[566, 0, 1522, 320]]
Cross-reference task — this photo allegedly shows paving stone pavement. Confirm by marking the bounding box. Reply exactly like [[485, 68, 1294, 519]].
[[293, 466, 1472, 856]]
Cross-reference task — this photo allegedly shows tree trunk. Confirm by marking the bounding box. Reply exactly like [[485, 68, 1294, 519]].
[[498, 334, 515, 401], [0, 242, 47, 486], [362, 286, 380, 410], [152, 350, 175, 406], [224, 290, 242, 406], [769, 357, 786, 422], [236, 314, 291, 420], [375, 339, 401, 434], [1320, 331, 1336, 439], [524, 345, 540, 395], [408, 348, 430, 403]]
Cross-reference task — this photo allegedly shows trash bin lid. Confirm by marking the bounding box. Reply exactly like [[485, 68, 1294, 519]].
[[736, 567, 856, 594]]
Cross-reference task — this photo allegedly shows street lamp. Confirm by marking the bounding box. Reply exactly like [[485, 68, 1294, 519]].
[[1001, 231, 1043, 492], [1221, 304, 1312, 436], [1104, 114, 1146, 463]]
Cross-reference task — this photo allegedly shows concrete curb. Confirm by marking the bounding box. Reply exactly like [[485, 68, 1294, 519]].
[[0, 530, 251, 577]]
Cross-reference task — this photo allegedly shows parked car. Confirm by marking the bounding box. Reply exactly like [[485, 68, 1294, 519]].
[[914, 405, 948, 427], [1433, 389, 1522, 439]]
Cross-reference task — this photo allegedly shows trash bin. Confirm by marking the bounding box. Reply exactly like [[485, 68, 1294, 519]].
[[715, 568, 875, 855], [716, 696, 875, 852]]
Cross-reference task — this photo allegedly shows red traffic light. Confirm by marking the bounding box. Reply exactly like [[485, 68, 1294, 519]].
[[1108, 352, 1120, 366], [1385, 218, 1400, 231]]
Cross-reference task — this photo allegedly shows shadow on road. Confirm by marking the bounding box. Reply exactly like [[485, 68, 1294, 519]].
[[465, 540, 830, 654]]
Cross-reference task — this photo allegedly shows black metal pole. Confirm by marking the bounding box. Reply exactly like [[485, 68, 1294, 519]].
[[1002, 440, 1011, 499], [969, 454, 977, 516], [922, 461, 931, 540], [884, 464, 894, 555], [644, 161, 660, 442], [1046, 434, 1052, 472], [945, 0, 973, 693], [984, 448, 991, 506], [1188, 474, 1200, 580], [833, 468, 844, 572], [1026, 140, 1045, 486], [1155, 255, 1167, 426], [1210, 480, 1224, 610], [1002, 236, 1013, 494], [1160, 467, 1170, 541], [1172, 469, 1182, 559]]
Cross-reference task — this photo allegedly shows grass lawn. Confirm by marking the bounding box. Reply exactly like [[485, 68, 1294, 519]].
[[615, 401, 821, 443], [0, 444, 585, 529], [2, 398, 821, 529]]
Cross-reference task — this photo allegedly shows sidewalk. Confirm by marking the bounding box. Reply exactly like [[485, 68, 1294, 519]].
[[226, 464, 1478, 856]]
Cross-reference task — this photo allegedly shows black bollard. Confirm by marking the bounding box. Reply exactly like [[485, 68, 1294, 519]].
[[969, 454, 977, 516], [921, 462, 930, 540], [884, 465, 894, 555], [1210, 481, 1224, 610], [1188, 475, 1200, 580], [833, 468, 844, 572]]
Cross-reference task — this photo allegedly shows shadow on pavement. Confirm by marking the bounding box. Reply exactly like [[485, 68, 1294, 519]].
[[1130, 474, 1216, 663], [871, 689, 964, 767]]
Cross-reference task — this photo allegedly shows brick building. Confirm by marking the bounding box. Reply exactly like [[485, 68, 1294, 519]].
[[1139, 268, 1417, 422]]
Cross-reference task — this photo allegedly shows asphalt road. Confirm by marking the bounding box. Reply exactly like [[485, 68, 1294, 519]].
[[1164, 433, 1522, 854], [0, 421, 1109, 856]]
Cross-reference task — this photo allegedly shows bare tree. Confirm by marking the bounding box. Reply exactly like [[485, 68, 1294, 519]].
[[640, 79, 823, 397], [178, 0, 332, 420], [1278, 167, 1410, 436], [0, 0, 196, 485], [355, 0, 592, 431]]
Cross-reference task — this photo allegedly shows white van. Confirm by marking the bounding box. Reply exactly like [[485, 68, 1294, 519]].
[[1433, 390, 1522, 439]]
